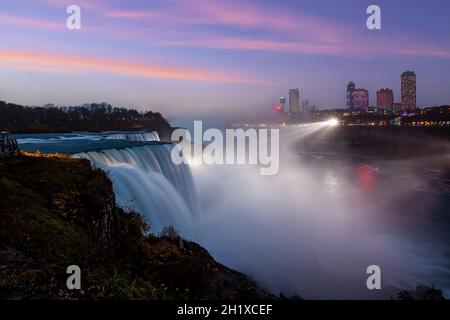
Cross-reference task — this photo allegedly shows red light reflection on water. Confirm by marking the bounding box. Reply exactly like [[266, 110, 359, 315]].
[[357, 164, 374, 192]]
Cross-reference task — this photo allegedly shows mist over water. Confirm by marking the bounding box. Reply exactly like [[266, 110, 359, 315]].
[[189, 127, 450, 299], [18, 128, 450, 299]]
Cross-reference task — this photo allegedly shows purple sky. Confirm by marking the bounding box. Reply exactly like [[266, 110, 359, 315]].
[[1, 0, 450, 122]]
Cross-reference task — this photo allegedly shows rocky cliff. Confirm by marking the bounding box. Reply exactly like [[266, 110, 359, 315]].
[[0, 153, 268, 299]]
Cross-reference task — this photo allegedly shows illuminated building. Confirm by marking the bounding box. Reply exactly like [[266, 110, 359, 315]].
[[352, 88, 369, 110], [393, 103, 403, 113], [279, 97, 286, 112], [289, 89, 300, 113], [401, 70, 416, 110], [376, 88, 394, 110], [347, 81, 355, 109]]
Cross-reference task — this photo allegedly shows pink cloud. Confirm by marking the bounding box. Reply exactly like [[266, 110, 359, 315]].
[[0, 49, 263, 84], [103, 0, 450, 58], [4, 1, 450, 60], [390, 47, 450, 59], [158, 33, 450, 59], [104, 0, 348, 44], [0, 12, 62, 30], [177, 0, 347, 43], [160, 37, 349, 55], [22, 0, 110, 11]]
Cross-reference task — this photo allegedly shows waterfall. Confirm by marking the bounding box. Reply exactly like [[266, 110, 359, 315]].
[[106, 131, 160, 142], [76, 143, 199, 237]]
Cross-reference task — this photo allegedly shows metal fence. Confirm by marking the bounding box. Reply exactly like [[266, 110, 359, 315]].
[[0, 131, 19, 157]]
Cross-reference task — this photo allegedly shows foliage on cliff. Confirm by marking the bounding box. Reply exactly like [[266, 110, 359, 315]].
[[0, 101, 171, 138], [0, 154, 267, 299]]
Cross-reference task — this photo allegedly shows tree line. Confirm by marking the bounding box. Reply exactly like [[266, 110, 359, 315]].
[[0, 101, 171, 135]]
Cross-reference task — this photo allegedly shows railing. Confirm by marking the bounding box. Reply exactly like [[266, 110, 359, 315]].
[[0, 132, 19, 157]]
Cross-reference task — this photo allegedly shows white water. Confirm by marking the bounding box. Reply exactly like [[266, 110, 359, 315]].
[[17, 134, 103, 144], [106, 132, 160, 142], [75, 129, 450, 299], [16, 131, 160, 145], [76, 143, 199, 237]]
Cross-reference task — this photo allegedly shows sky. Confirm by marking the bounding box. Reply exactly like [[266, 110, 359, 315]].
[[1, 0, 450, 123]]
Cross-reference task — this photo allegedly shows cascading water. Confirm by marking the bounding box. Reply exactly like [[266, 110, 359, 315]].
[[76, 143, 199, 238], [106, 132, 160, 142], [15, 129, 450, 298]]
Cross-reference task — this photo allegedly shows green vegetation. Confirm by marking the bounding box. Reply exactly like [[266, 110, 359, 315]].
[[0, 154, 267, 299], [0, 101, 171, 138]]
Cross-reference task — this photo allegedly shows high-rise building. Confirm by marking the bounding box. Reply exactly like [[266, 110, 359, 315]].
[[301, 99, 309, 112], [289, 89, 300, 113], [279, 97, 286, 112], [401, 71, 416, 110], [376, 88, 394, 110], [347, 81, 355, 109], [353, 88, 369, 110]]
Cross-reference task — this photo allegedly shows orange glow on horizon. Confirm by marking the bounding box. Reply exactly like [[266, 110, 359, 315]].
[[0, 49, 261, 84]]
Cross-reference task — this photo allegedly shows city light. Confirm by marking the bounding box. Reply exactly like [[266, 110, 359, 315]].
[[326, 118, 339, 126]]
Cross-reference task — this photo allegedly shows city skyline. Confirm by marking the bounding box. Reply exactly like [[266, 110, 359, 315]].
[[341, 70, 416, 112], [1, 0, 450, 122]]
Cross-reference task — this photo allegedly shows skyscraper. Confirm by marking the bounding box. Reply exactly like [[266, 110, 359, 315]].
[[289, 89, 300, 113], [347, 81, 355, 109], [353, 88, 369, 110], [401, 71, 416, 110], [279, 96, 286, 112], [301, 99, 309, 113], [376, 88, 394, 110]]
